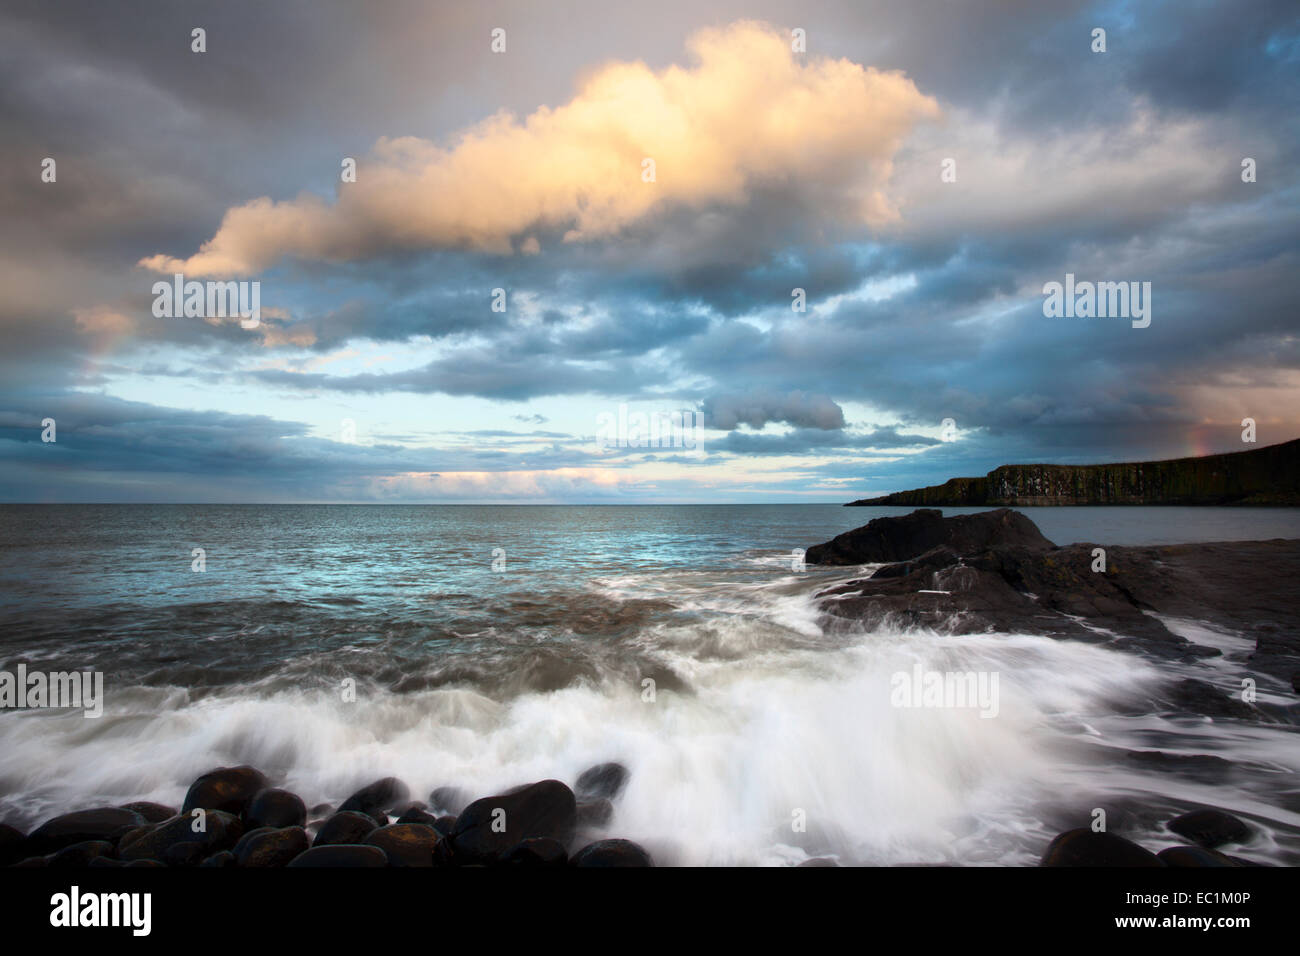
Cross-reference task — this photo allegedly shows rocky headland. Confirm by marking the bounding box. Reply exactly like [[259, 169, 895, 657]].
[[848, 438, 1300, 506]]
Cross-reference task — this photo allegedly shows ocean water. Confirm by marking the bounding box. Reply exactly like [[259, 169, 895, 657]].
[[1, 503, 1298, 865]]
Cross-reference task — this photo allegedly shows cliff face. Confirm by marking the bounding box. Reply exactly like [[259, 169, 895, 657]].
[[849, 438, 1300, 506]]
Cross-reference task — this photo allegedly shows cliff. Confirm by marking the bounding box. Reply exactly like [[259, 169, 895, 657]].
[[848, 438, 1300, 506]]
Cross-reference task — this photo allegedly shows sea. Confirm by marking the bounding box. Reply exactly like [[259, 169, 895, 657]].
[[1, 504, 1298, 865]]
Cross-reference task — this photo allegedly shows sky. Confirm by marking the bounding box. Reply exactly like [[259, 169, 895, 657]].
[[1, 0, 1297, 503]]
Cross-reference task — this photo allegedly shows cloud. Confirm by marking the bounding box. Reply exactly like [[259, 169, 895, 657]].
[[704, 389, 845, 430], [140, 20, 939, 276]]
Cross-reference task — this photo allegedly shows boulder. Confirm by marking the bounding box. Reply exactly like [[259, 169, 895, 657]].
[[576, 798, 614, 828], [570, 839, 654, 867], [1166, 809, 1251, 848], [118, 810, 242, 862], [200, 851, 237, 868], [339, 777, 410, 820], [450, 780, 577, 864], [26, 807, 146, 856], [503, 838, 568, 867], [364, 824, 444, 867], [246, 788, 307, 829], [428, 787, 470, 815], [1039, 829, 1164, 867], [396, 806, 440, 826], [233, 826, 310, 867], [48, 840, 115, 868], [313, 811, 380, 847], [160, 841, 207, 867], [119, 802, 177, 824], [1158, 845, 1239, 867], [0, 824, 26, 867], [806, 508, 1053, 566], [575, 763, 629, 800], [181, 766, 268, 816], [288, 844, 389, 868]]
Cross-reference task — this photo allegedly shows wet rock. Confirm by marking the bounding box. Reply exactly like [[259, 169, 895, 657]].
[[246, 788, 307, 829], [120, 802, 177, 824], [364, 823, 444, 867], [1165, 680, 1258, 720], [309, 803, 333, 818], [200, 851, 237, 868], [11, 856, 47, 867], [570, 839, 654, 867], [233, 826, 310, 867], [160, 841, 207, 868], [1158, 845, 1239, 867], [450, 779, 577, 864], [119, 810, 242, 862], [288, 844, 389, 868], [806, 508, 1053, 566], [26, 807, 146, 856], [576, 798, 614, 828], [182, 766, 268, 816], [0, 824, 26, 867], [125, 859, 165, 867], [432, 815, 457, 837], [428, 787, 470, 815], [798, 857, 841, 867], [313, 811, 380, 847], [1039, 829, 1164, 867], [1166, 809, 1251, 848], [396, 806, 440, 826], [48, 840, 115, 868], [88, 857, 125, 867], [338, 777, 410, 820], [503, 837, 568, 867], [575, 763, 629, 800]]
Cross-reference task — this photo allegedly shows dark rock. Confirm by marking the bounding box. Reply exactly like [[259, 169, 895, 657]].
[[233, 826, 310, 867], [1039, 829, 1164, 867], [125, 859, 165, 867], [1165, 680, 1258, 720], [118, 810, 243, 862], [0, 824, 26, 867], [450, 780, 577, 864], [160, 841, 207, 868], [432, 815, 457, 837], [48, 840, 115, 868], [570, 839, 654, 867], [313, 811, 380, 847], [288, 844, 388, 868], [26, 807, 147, 856], [200, 851, 237, 868], [577, 798, 614, 828], [309, 803, 333, 818], [575, 763, 629, 800], [428, 787, 470, 815], [806, 508, 1053, 566], [181, 766, 268, 816], [503, 837, 568, 867], [11, 856, 47, 867], [339, 777, 410, 820], [246, 788, 307, 829], [113, 825, 152, 849], [396, 806, 440, 826], [119, 801, 176, 824], [1158, 845, 1239, 867], [88, 857, 125, 867], [798, 857, 841, 867], [1166, 809, 1251, 848], [364, 824, 444, 867]]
